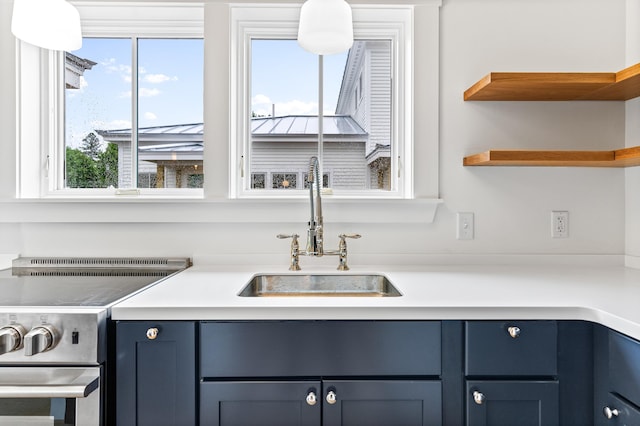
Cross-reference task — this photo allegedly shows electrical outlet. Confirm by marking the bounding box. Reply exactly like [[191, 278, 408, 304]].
[[551, 211, 569, 238], [457, 212, 474, 240]]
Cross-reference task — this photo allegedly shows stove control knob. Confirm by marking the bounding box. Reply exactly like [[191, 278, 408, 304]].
[[24, 325, 59, 356], [0, 325, 27, 355]]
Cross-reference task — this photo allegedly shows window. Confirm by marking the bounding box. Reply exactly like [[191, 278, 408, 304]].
[[16, 3, 204, 197], [17, 1, 441, 210], [65, 37, 203, 191], [231, 5, 417, 199], [249, 39, 390, 193]]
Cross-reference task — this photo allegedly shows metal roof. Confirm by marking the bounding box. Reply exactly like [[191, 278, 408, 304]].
[[251, 115, 366, 136], [99, 123, 204, 136], [97, 116, 366, 153]]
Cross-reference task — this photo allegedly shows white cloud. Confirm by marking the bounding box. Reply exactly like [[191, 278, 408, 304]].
[[91, 119, 132, 130], [143, 73, 178, 84], [252, 94, 318, 117], [119, 87, 161, 98], [144, 112, 158, 120], [102, 58, 132, 83], [274, 100, 318, 116], [139, 87, 161, 97], [252, 94, 272, 106]]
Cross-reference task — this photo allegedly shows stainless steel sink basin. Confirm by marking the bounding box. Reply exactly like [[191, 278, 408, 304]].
[[238, 274, 402, 297]]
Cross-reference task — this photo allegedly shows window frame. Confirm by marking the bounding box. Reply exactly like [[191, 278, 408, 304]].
[[16, 2, 204, 198], [230, 5, 413, 199], [10, 0, 442, 225]]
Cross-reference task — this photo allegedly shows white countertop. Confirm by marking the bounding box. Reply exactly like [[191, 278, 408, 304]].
[[111, 263, 640, 340]]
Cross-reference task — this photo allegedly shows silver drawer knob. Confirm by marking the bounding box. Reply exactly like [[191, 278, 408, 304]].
[[473, 391, 485, 405], [146, 327, 159, 340], [306, 391, 317, 406], [326, 390, 337, 405], [508, 326, 521, 338], [603, 406, 619, 419]]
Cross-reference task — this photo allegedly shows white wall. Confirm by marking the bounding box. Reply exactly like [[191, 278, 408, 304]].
[[0, 0, 631, 264], [626, 0, 640, 266]]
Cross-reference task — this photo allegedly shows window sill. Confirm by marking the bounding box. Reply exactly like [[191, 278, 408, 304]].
[[0, 198, 442, 224]]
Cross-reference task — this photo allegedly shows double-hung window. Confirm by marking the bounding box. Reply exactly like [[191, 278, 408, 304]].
[[230, 4, 428, 199], [16, 3, 204, 197]]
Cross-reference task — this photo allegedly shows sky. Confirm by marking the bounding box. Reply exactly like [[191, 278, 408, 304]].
[[65, 38, 348, 148], [251, 39, 348, 117]]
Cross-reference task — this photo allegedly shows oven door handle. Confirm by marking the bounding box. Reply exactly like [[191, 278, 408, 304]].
[[0, 367, 99, 398]]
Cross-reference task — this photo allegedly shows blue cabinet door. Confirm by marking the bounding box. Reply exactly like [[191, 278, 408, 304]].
[[322, 380, 442, 426], [200, 381, 321, 426], [466, 381, 559, 426], [116, 321, 196, 426]]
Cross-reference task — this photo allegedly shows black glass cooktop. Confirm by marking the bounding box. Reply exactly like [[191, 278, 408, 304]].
[[0, 268, 174, 307]]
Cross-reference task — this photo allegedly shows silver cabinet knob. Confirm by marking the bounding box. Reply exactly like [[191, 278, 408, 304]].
[[508, 326, 521, 338], [146, 327, 159, 340], [473, 391, 486, 405], [326, 390, 337, 405], [0, 325, 26, 355], [603, 406, 619, 419], [24, 325, 58, 356], [306, 391, 317, 406]]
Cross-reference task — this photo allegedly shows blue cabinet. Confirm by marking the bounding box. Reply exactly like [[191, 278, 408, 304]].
[[595, 327, 640, 425], [466, 380, 559, 426], [200, 381, 321, 426], [199, 321, 442, 426], [465, 321, 560, 426], [114, 319, 596, 425], [200, 380, 442, 426], [115, 321, 196, 426]]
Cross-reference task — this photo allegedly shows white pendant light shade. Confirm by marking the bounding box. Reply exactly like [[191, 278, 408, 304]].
[[297, 0, 353, 55], [11, 0, 82, 51]]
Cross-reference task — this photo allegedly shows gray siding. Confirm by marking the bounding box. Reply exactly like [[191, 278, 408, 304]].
[[250, 142, 367, 189]]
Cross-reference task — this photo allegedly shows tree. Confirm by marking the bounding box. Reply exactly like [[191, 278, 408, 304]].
[[66, 137, 119, 188], [97, 143, 119, 187], [80, 132, 102, 161], [66, 147, 98, 188]]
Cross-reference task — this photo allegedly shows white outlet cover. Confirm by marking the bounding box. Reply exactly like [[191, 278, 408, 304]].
[[551, 211, 569, 238]]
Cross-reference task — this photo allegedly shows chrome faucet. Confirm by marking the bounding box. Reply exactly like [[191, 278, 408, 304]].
[[278, 156, 361, 271], [307, 156, 323, 256]]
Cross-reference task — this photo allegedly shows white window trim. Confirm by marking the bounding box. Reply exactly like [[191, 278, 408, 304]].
[[10, 0, 442, 224], [230, 5, 414, 199], [16, 2, 204, 199]]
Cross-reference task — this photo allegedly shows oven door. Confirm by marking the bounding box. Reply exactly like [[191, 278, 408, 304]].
[[0, 367, 100, 426]]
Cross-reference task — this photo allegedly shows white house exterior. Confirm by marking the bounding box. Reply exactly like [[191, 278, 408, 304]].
[[336, 40, 392, 190], [94, 40, 389, 190]]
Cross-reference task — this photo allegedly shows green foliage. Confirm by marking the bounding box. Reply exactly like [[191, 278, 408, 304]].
[[80, 132, 102, 160], [97, 143, 119, 188], [66, 136, 119, 188]]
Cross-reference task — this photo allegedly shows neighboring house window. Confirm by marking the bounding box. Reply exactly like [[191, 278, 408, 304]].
[[272, 173, 298, 189], [251, 173, 266, 189], [16, 3, 204, 197], [231, 5, 416, 198], [303, 173, 330, 189]]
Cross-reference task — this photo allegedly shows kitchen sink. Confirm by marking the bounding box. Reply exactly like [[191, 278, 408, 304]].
[[238, 274, 402, 297]]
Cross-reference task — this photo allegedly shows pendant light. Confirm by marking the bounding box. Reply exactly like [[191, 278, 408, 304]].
[[297, 0, 353, 55], [11, 0, 82, 51]]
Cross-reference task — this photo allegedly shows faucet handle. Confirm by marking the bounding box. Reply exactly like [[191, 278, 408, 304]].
[[277, 234, 299, 240], [277, 234, 301, 271], [336, 234, 361, 271]]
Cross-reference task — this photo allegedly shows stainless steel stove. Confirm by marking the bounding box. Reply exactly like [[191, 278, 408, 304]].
[[0, 257, 190, 426]]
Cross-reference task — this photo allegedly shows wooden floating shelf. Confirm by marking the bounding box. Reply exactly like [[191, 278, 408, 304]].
[[464, 62, 640, 101], [463, 146, 640, 167]]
